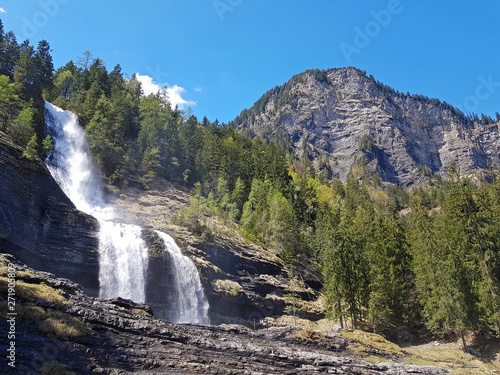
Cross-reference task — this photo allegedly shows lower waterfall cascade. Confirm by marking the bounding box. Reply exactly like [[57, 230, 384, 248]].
[[155, 231, 210, 324], [44, 101, 210, 324]]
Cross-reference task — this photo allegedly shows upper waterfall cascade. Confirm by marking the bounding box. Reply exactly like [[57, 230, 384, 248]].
[[44, 102, 209, 324]]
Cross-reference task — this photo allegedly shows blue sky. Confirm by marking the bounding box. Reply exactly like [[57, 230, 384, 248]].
[[1, 0, 499, 123]]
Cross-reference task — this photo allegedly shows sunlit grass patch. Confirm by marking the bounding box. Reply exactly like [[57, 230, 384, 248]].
[[340, 330, 405, 356], [349, 343, 368, 357], [405, 346, 500, 375], [0, 276, 66, 305], [38, 308, 91, 339], [1, 299, 91, 340], [0, 265, 33, 279], [365, 355, 389, 363], [132, 308, 152, 317], [289, 328, 326, 342]]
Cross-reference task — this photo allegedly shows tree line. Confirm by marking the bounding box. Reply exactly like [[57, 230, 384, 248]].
[[0, 19, 54, 159]]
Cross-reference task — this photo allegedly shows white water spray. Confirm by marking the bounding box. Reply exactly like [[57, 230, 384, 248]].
[[44, 101, 148, 302], [155, 231, 210, 324], [44, 102, 210, 324]]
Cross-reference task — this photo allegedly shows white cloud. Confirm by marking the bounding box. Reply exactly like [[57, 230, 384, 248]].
[[194, 87, 203, 92], [135, 73, 196, 109], [135, 73, 160, 97], [166, 85, 196, 108], [0, 7, 6, 13]]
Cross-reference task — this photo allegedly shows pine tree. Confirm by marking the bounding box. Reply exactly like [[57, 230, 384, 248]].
[[419, 165, 483, 348], [0, 74, 21, 131], [322, 179, 372, 328], [7, 105, 36, 147], [265, 189, 296, 262], [22, 134, 38, 159], [42, 134, 54, 153], [368, 205, 413, 330]]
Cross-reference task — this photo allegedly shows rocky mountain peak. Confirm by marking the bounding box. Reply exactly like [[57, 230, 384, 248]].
[[232, 67, 500, 187]]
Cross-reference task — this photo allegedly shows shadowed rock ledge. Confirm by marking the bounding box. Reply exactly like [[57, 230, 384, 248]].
[[0, 254, 448, 375], [0, 132, 100, 296]]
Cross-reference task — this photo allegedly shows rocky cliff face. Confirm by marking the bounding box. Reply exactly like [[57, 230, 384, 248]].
[[183, 232, 324, 325], [233, 67, 500, 187], [112, 186, 325, 326], [142, 225, 324, 326], [0, 132, 100, 296], [0, 253, 448, 375]]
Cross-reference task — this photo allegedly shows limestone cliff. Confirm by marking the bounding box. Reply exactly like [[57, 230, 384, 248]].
[[113, 186, 325, 326], [233, 67, 500, 187], [0, 131, 100, 296]]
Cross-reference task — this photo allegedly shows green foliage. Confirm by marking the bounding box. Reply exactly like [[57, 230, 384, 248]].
[[7, 105, 36, 147], [368, 206, 413, 330], [22, 133, 38, 159], [408, 168, 500, 338], [417, 164, 433, 177], [0, 74, 21, 131], [42, 134, 54, 153], [358, 134, 375, 153]]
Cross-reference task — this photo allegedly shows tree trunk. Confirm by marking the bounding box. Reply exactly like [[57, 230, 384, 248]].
[[461, 331, 468, 352]]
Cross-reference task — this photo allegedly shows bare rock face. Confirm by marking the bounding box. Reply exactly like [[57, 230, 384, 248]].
[[234, 67, 500, 187], [0, 254, 449, 375], [112, 185, 325, 326], [0, 132, 100, 296], [140, 226, 325, 326]]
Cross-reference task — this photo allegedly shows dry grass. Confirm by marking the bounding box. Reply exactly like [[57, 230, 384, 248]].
[[349, 343, 368, 356], [404, 345, 500, 375], [213, 279, 244, 296], [0, 265, 33, 279], [289, 329, 326, 342], [132, 308, 151, 317], [0, 276, 66, 305], [272, 315, 339, 331], [37, 308, 91, 338], [41, 360, 75, 375], [365, 355, 390, 363], [340, 330, 405, 357], [0, 300, 91, 339], [0, 301, 47, 322]]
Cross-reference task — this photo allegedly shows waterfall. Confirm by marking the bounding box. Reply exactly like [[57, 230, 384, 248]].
[[44, 102, 148, 302], [43, 102, 109, 217], [44, 102, 210, 324], [98, 221, 149, 302], [155, 231, 210, 324]]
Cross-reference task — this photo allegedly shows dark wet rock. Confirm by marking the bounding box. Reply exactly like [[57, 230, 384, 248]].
[[0, 132, 100, 296], [0, 254, 449, 375]]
